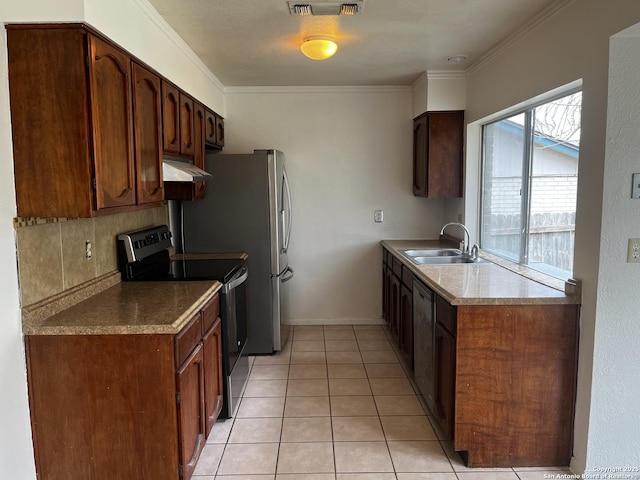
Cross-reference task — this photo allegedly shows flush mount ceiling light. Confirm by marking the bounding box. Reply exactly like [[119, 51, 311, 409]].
[[301, 36, 338, 60], [288, 1, 364, 16], [447, 55, 467, 64]]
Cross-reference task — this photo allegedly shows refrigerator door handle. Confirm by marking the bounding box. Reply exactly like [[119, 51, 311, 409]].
[[281, 266, 294, 283], [282, 168, 292, 253]]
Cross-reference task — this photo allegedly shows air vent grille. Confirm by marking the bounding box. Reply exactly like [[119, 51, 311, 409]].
[[287, 0, 364, 16], [292, 4, 312, 15], [339, 4, 358, 15]]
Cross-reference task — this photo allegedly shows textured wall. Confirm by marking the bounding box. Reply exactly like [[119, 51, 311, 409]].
[[463, 0, 640, 471], [225, 87, 446, 324]]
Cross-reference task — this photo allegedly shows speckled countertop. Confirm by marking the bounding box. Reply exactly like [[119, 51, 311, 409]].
[[23, 280, 222, 335], [382, 240, 580, 306]]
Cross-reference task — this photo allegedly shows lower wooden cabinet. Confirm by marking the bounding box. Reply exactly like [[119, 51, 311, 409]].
[[433, 319, 456, 440], [398, 282, 414, 369], [203, 318, 223, 436], [25, 293, 222, 480], [383, 247, 579, 467], [382, 247, 413, 370], [176, 343, 206, 480]]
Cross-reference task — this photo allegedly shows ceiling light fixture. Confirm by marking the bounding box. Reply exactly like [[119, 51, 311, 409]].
[[447, 55, 467, 64], [301, 36, 338, 60]]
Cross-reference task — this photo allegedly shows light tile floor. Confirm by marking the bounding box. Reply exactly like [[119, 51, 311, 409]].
[[193, 324, 572, 480]]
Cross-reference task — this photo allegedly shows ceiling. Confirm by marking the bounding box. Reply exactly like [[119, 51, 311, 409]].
[[147, 0, 559, 87]]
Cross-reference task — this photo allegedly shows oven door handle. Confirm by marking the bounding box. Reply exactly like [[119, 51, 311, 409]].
[[224, 266, 248, 294]]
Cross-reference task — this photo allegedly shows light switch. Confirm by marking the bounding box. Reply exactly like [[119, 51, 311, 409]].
[[632, 173, 640, 199], [374, 210, 384, 223]]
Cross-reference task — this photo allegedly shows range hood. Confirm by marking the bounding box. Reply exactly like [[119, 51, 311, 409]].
[[163, 158, 212, 183]]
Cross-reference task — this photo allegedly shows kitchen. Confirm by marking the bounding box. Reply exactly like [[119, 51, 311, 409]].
[[1, 0, 640, 479]]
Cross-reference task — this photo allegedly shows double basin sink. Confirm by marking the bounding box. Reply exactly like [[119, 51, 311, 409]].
[[401, 248, 485, 265]]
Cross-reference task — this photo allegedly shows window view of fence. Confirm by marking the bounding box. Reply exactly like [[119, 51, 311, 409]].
[[481, 91, 581, 279]]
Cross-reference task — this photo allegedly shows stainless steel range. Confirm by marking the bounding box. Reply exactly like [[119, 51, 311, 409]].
[[117, 224, 249, 418]]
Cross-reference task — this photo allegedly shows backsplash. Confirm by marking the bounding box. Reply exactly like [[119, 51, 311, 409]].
[[15, 206, 169, 307]]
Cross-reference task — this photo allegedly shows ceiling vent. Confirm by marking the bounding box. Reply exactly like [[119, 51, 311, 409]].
[[287, 1, 364, 16]]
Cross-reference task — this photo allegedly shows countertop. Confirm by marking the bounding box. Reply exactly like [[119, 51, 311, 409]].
[[382, 240, 580, 306], [23, 280, 222, 335]]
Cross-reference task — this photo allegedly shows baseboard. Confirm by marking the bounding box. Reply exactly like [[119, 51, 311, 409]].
[[570, 456, 584, 475], [283, 318, 385, 326]]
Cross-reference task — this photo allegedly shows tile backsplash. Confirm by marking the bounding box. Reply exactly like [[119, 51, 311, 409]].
[[15, 206, 169, 307]]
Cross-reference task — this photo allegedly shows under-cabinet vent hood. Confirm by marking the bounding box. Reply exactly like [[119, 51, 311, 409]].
[[163, 158, 212, 183]]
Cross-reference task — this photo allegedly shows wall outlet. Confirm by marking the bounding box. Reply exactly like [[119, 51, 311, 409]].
[[627, 238, 640, 263], [85, 240, 92, 260], [374, 210, 383, 223]]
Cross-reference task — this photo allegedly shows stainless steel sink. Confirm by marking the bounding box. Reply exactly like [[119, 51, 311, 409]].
[[402, 248, 462, 257], [400, 248, 485, 265], [411, 256, 480, 265]]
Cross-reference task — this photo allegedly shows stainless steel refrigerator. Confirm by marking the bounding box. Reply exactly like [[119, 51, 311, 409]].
[[180, 149, 293, 354]]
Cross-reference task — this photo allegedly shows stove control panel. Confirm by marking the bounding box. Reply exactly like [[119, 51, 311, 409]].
[[117, 225, 172, 263]]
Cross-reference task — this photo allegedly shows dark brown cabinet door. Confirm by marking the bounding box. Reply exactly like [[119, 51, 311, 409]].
[[7, 27, 94, 218], [399, 283, 414, 370], [203, 318, 223, 437], [434, 321, 456, 440], [205, 109, 217, 146], [389, 274, 400, 342], [193, 101, 207, 199], [132, 63, 164, 204], [413, 111, 464, 198], [88, 34, 136, 210], [180, 93, 195, 156], [162, 82, 181, 154], [177, 343, 206, 480], [413, 114, 428, 196], [215, 115, 225, 148]]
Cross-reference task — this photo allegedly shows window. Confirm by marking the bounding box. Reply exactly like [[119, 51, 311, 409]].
[[481, 91, 581, 279]]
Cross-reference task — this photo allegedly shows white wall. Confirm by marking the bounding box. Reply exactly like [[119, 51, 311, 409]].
[[462, 0, 640, 471], [225, 87, 445, 324], [0, 29, 37, 480], [84, 0, 225, 114], [0, 1, 224, 478], [411, 71, 466, 118], [592, 24, 640, 469]]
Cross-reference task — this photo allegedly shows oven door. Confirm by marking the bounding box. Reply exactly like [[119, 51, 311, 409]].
[[222, 264, 248, 374]]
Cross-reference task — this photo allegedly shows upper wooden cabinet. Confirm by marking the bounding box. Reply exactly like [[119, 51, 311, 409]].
[[6, 24, 170, 217], [215, 114, 225, 148], [413, 111, 464, 198], [180, 93, 195, 157], [88, 35, 137, 210], [132, 62, 164, 204], [162, 82, 209, 159], [164, 101, 208, 201], [7, 23, 225, 217], [162, 82, 181, 155]]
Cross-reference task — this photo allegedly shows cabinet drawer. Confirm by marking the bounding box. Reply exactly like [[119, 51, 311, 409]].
[[401, 266, 414, 288], [435, 295, 457, 335], [392, 256, 403, 277], [175, 313, 203, 368], [201, 293, 220, 333]]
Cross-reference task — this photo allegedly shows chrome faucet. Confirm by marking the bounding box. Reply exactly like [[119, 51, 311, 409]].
[[440, 222, 471, 254]]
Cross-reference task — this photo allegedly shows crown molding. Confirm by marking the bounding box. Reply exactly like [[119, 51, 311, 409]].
[[130, 0, 225, 92], [224, 85, 412, 95], [426, 70, 466, 80]]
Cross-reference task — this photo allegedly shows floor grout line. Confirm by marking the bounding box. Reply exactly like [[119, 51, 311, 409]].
[[209, 326, 544, 480]]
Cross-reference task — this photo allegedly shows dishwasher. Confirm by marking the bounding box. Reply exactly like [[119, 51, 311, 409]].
[[413, 279, 435, 415]]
